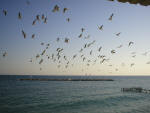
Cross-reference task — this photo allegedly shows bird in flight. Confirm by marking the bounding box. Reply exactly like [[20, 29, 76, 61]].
[[98, 47, 102, 52], [32, 34, 35, 39], [65, 38, 69, 43], [3, 10, 7, 16], [130, 63, 135, 67], [111, 50, 116, 54], [22, 30, 26, 39], [116, 32, 121, 36], [109, 13, 114, 21], [81, 28, 85, 32], [52, 5, 60, 12], [117, 45, 123, 48], [128, 41, 134, 47], [66, 18, 70, 22], [78, 33, 82, 38], [18, 12, 22, 19], [32, 19, 36, 25], [98, 25, 103, 31], [63, 8, 68, 13], [39, 59, 43, 64], [2, 52, 7, 58]]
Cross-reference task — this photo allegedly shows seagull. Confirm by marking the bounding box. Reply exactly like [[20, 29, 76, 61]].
[[81, 54, 84, 57], [64, 56, 67, 60], [47, 44, 50, 46], [65, 38, 69, 43], [41, 50, 46, 56], [36, 15, 40, 21], [57, 37, 60, 42], [130, 63, 135, 67], [22, 30, 26, 39], [90, 50, 92, 55], [83, 57, 86, 61], [100, 59, 106, 64], [111, 50, 116, 54], [41, 14, 45, 20], [66, 18, 70, 22], [52, 5, 59, 12], [18, 12, 22, 19], [41, 42, 44, 45], [98, 47, 102, 52], [2, 52, 7, 57], [98, 25, 103, 30], [73, 54, 77, 59], [117, 45, 123, 48], [79, 48, 83, 52], [116, 32, 121, 36], [63, 8, 68, 13], [36, 54, 40, 59], [32, 34, 35, 39], [78, 33, 82, 38], [44, 17, 47, 23], [3, 10, 7, 16], [84, 44, 87, 48], [128, 41, 134, 47], [109, 13, 114, 21], [52, 54, 54, 59], [81, 28, 85, 32], [32, 19, 36, 25], [39, 59, 43, 64]]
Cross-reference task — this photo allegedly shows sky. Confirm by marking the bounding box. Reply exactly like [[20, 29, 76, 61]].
[[0, 0, 150, 75]]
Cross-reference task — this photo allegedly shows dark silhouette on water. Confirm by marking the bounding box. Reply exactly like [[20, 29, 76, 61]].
[[19, 78, 114, 81]]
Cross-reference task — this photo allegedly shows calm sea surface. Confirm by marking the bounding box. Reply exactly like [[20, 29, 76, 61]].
[[1, 75, 150, 113]]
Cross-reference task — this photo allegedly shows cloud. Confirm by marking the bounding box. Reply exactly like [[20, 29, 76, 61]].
[[110, 0, 150, 6]]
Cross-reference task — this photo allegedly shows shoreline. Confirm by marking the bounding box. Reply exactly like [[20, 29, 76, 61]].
[[19, 78, 114, 81]]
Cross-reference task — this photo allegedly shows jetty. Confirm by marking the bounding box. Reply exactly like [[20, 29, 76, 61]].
[[19, 78, 114, 81], [121, 87, 150, 93]]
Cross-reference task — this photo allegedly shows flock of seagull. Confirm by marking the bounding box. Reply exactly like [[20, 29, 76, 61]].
[[0, 0, 150, 74]]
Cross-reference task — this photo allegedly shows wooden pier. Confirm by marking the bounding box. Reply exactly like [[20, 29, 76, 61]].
[[121, 87, 150, 93], [19, 78, 114, 81]]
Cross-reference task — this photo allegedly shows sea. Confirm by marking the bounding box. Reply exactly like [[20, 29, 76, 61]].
[[1, 75, 150, 113]]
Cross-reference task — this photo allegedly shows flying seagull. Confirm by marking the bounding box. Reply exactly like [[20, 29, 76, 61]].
[[98, 25, 103, 31], [22, 30, 26, 39], [116, 32, 121, 36], [109, 13, 114, 21], [3, 10, 7, 16], [63, 8, 68, 13], [18, 12, 22, 19], [52, 5, 59, 12], [128, 41, 134, 47]]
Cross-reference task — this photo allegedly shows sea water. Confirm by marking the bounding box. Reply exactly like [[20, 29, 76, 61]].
[[1, 75, 150, 113]]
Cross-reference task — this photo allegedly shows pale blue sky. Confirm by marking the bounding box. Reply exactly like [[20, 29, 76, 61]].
[[0, 0, 150, 75]]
